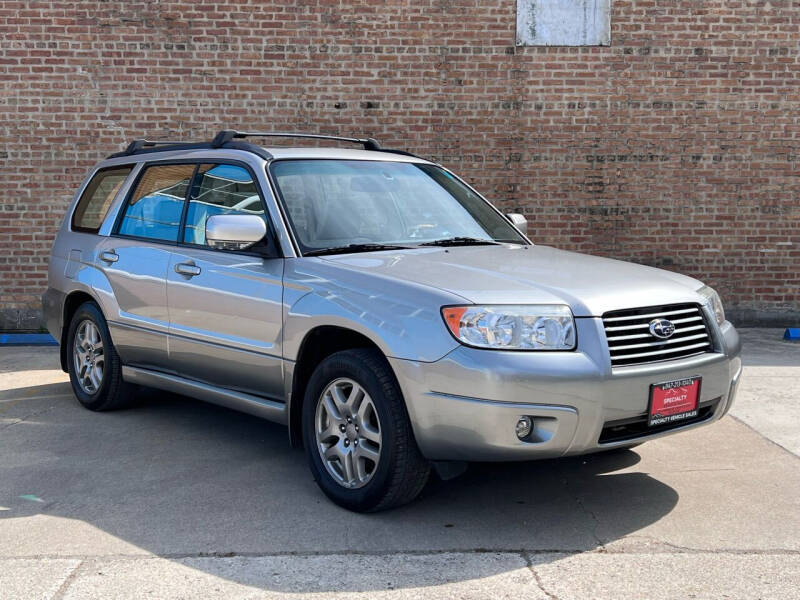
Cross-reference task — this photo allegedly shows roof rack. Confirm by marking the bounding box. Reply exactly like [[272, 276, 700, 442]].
[[106, 139, 214, 159], [107, 130, 421, 160], [210, 130, 383, 151]]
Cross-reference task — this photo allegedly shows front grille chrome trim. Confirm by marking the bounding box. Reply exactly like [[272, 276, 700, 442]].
[[609, 341, 711, 361], [602, 307, 698, 322], [604, 315, 704, 332], [609, 332, 709, 352], [602, 303, 713, 367], [606, 323, 706, 341]]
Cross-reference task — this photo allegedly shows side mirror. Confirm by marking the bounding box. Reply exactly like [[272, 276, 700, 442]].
[[507, 213, 527, 234], [205, 214, 267, 251]]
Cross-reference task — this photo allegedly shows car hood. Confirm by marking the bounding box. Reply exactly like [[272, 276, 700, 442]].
[[320, 245, 706, 317]]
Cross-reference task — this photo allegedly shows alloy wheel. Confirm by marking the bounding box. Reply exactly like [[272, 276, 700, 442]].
[[73, 319, 105, 394], [314, 377, 382, 489]]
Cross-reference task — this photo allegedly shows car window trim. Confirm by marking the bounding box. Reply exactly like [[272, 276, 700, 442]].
[[263, 159, 303, 257], [71, 165, 136, 234], [111, 158, 283, 258], [177, 163, 201, 245], [111, 159, 196, 244], [181, 160, 282, 258]]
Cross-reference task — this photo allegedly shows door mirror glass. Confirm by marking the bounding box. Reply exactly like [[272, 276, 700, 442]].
[[205, 214, 267, 251], [507, 213, 527, 234]]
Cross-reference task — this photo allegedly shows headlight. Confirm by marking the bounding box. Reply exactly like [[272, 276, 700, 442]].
[[441, 305, 576, 350], [698, 285, 725, 325]]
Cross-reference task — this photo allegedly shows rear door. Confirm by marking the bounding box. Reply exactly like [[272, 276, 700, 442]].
[[165, 163, 285, 400], [99, 163, 195, 369]]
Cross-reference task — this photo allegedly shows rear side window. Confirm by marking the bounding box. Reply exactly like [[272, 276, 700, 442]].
[[117, 164, 195, 242], [71, 166, 133, 232], [183, 164, 265, 245]]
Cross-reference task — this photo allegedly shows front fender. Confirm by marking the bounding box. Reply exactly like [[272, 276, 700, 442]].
[[282, 259, 463, 362]]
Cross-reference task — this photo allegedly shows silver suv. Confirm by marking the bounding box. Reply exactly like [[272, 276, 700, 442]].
[[44, 131, 742, 512]]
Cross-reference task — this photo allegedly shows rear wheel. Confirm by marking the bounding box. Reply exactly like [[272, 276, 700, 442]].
[[66, 301, 133, 411], [302, 349, 430, 512]]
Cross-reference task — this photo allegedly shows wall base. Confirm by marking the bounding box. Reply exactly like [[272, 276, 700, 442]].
[[0, 308, 45, 333]]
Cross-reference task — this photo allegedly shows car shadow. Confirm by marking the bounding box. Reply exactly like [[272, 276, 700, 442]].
[[1, 385, 679, 593]]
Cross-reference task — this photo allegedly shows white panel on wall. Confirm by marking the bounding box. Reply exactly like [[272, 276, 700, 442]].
[[516, 0, 611, 46]]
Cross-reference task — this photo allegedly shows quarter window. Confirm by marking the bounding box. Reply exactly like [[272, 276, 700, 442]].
[[117, 164, 195, 242], [72, 166, 133, 232], [183, 164, 265, 246]]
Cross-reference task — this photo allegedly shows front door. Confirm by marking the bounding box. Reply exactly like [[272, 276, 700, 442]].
[[165, 163, 285, 400]]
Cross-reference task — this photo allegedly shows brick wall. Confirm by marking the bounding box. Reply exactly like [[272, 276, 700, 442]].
[[1, 0, 798, 330]]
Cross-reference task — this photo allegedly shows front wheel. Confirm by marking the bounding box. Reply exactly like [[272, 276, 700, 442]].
[[302, 349, 430, 512]]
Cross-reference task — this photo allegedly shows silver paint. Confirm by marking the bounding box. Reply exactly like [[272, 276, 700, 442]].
[[43, 143, 741, 462], [205, 214, 267, 251]]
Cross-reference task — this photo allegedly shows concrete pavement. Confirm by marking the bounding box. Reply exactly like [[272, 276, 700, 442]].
[[1, 328, 798, 599]]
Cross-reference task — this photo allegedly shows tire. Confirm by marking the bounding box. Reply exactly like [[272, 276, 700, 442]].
[[66, 301, 133, 411], [302, 348, 430, 512]]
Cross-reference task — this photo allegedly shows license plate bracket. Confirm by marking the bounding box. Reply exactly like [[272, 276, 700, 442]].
[[648, 376, 701, 427]]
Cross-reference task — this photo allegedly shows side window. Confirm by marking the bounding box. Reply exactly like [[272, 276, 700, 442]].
[[117, 164, 195, 242], [72, 166, 133, 232], [183, 164, 265, 246]]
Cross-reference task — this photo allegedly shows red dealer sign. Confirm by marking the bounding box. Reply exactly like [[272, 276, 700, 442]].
[[648, 377, 701, 427]]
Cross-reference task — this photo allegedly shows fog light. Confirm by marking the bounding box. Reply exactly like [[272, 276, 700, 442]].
[[516, 416, 533, 440]]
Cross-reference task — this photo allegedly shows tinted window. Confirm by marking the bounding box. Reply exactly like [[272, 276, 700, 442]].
[[72, 166, 133, 232], [183, 164, 265, 245], [269, 160, 524, 253], [117, 164, 195, 242]]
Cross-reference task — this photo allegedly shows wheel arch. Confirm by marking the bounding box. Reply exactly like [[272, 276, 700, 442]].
[[288, 325, 393, 448], [59, 290, 102, 372]]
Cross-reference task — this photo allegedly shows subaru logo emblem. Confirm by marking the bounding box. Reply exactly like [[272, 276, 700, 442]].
[[649, 318, 676, 339]]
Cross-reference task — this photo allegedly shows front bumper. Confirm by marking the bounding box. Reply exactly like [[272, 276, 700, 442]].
[[390, 317, 742, 461]]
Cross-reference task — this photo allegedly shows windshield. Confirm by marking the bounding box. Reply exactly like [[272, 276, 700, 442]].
[[268, 160, 526, 254]]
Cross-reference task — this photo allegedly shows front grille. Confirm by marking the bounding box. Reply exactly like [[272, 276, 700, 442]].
[[598, 398, 720, 444], [602, 303, 713, 367]]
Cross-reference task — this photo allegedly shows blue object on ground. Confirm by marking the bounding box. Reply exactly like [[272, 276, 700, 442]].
[[0, 333, 58, 346], [784, 328, 800, 341]]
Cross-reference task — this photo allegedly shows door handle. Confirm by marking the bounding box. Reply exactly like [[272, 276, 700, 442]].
[[99, 251, 119, 263], [175, 262, 201, 277]]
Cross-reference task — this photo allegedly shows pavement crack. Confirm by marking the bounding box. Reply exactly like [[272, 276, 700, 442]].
[[5, 548, 800, 562], [51, 559, 84, 600], [560, 475, 605, 550], [522, 552, 561, 600], [615, 535, 790, 555], [0, 392, 72, 404], [0, 403, 60, 431], [729, 415, 800, 461]]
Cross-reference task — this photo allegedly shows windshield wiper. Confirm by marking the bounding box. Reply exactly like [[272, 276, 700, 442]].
[[304, 243, 412, 257], [418, 236, 502, 247]]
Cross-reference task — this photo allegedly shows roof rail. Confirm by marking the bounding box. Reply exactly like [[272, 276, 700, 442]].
[[107, 130, 421, 160], [106, 139, 215, 159], [211, 130, 383, 151]]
